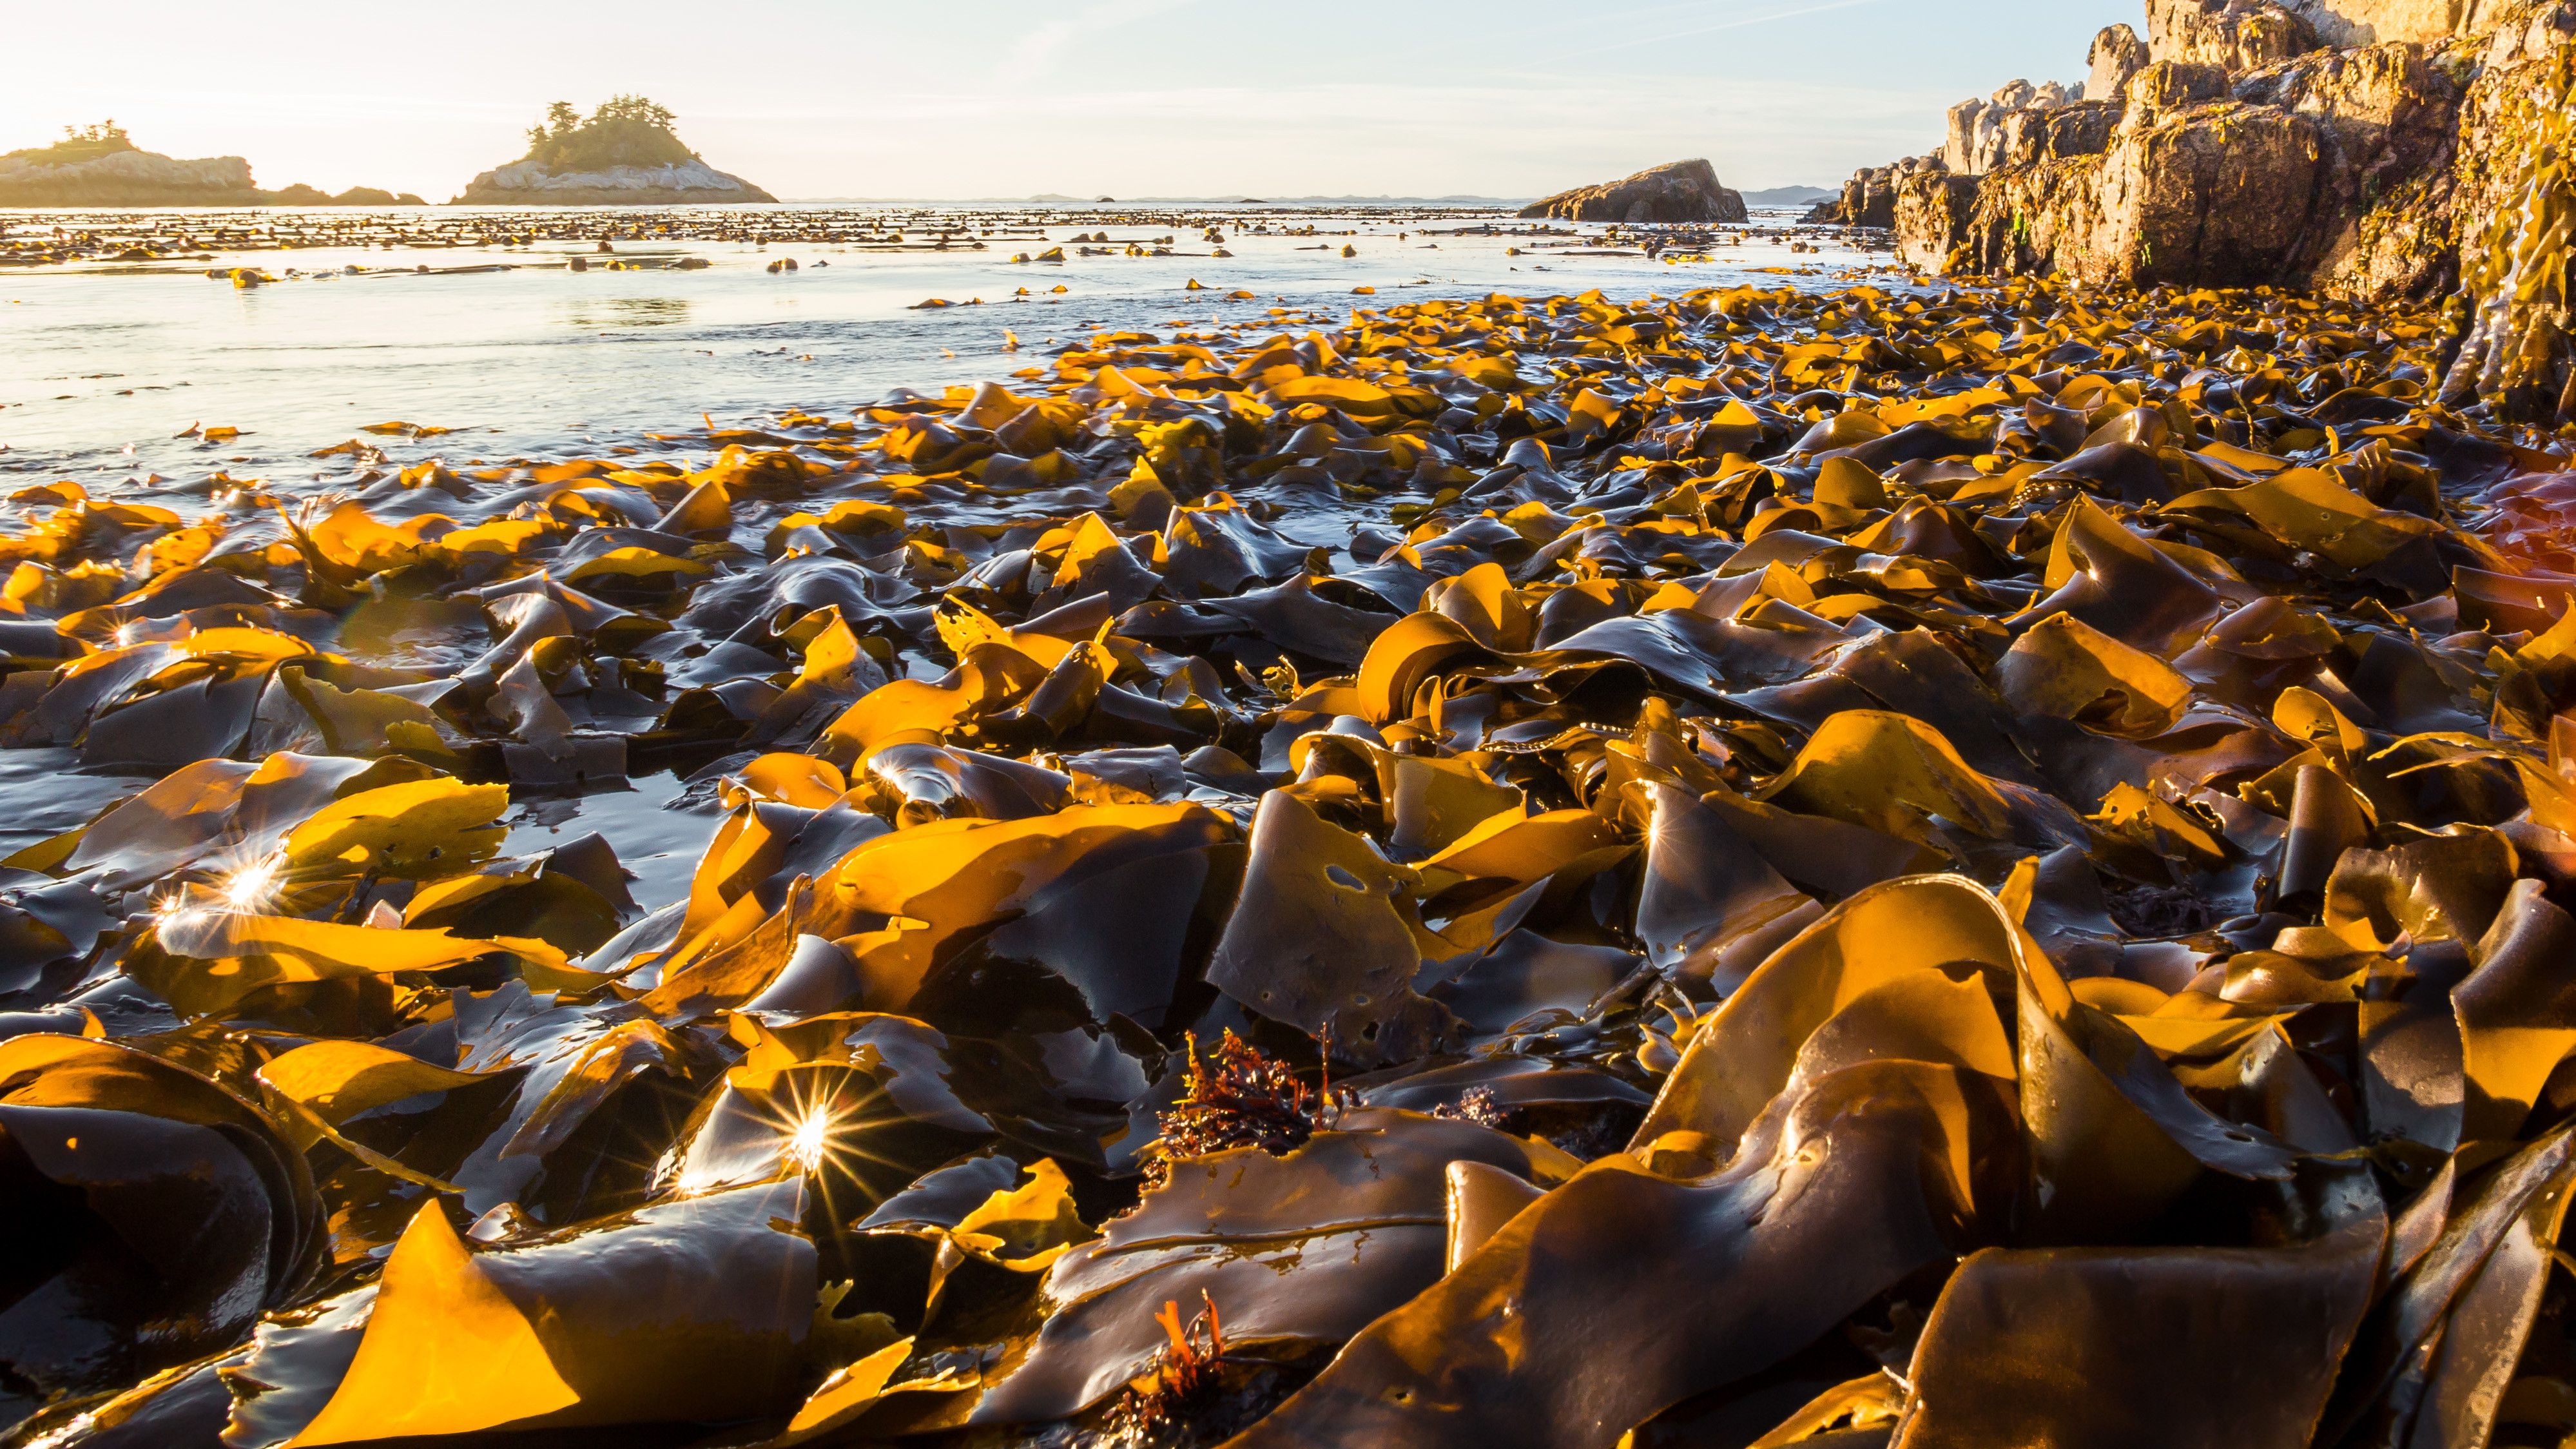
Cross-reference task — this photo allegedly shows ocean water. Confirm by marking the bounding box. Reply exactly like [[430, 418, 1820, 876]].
[[0, 204, 1885, 485], [0, 202, 1890, 902]]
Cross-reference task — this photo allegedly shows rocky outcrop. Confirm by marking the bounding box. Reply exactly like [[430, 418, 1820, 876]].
[[2282, 0, 2512, 42], [1819, 78, 2091, 228], [318, 187, 426, 207], [1893, 173, 1986, 264], [1817, 82, 2080, 229], [0, 150, 259, 206], [260, 184, 429, 207], [452, 158, 777, 207], [1888, 0, 2572, 321], [1943, 79, 2087, 175], [1518, 159, 1748, 224], [1808, 155, 1945, 226], [2147, 0, 2323, 68], [1902, 46, 2474, 291], [2091, 24, 2153, 99]]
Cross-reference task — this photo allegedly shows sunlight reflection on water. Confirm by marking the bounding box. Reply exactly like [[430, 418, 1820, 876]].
[[1, 204, 1884, 483]]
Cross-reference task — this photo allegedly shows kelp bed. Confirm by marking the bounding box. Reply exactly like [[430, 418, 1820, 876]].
[[0, 206, 1514, 269], [7, 275, 2576, 1449]]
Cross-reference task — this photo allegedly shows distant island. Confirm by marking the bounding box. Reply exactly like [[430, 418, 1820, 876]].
[[452, 97, 775, 206], [1739, 184, 1834, 208], [0, 122, 424, 208]]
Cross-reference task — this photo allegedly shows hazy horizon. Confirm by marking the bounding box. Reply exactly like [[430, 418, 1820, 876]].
[[7, 0, 2129, 201]]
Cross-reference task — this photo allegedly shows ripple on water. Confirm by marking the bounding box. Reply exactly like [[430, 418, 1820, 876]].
[[498, 769, 713, 914]]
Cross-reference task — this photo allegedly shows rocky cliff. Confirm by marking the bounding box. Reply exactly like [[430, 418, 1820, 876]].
[[1830, 0, 2573, 422], [1518, 159, 1748, 224], [452, 158, 776, 207]]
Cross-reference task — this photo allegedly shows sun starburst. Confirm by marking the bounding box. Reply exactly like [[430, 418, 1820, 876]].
[[782, 1100, 835, 1175], [218, 851, 286, 912]]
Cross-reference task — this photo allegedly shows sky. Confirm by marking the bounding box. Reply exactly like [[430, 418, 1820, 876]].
[[6, 0, 2135, 200]]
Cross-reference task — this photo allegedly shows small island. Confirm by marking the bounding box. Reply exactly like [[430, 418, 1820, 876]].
[[0, 122, 424, 208], [452, 97, 777, 206]]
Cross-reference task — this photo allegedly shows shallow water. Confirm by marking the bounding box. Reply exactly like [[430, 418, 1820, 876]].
[[0, 203, 1881, 483], [497, 768, 706, 913], [0, 204, 1884, 870]]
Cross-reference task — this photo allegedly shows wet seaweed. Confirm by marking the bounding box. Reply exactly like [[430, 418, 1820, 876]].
[[1144, 1031, 1339, 1185], [3, 212, 2576, 1449]]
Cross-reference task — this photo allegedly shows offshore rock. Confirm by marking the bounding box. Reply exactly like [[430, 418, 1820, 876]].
[[1518, 159, 1748, 224], [259, 184, 431, 207], [0, 149, 259, 206], [452, 158, 778, 207], [320, 187, 428, 207]]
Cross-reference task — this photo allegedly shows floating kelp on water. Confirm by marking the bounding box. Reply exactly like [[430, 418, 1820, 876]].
[[0, 204, 1530, 270], [6, 267, 2576, 1449]]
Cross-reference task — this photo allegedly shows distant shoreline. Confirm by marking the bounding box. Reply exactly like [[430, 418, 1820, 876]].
[[777, 190, 1835, 206], [780, 195, 1538, 206]]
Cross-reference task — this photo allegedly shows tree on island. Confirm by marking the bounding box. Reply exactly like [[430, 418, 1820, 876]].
[[518, 95, 699, 174], [6, 121, 138, 166]]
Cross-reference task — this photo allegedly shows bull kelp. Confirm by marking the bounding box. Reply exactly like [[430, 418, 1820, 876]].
[[5, 273, 2576, 1449]]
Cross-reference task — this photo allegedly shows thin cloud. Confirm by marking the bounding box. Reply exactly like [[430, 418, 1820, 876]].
[[994, 0, 1207, 86]]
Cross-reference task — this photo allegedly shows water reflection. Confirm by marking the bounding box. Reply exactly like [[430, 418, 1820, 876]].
[[2, 206, 1870, 478], [559, 295, 693, 331]]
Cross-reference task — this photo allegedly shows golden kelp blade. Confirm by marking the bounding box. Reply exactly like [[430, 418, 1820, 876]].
[[287, 1203, 578, 1446], [786, 1336, 917, 1435], [282, 777, 510, 877]]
